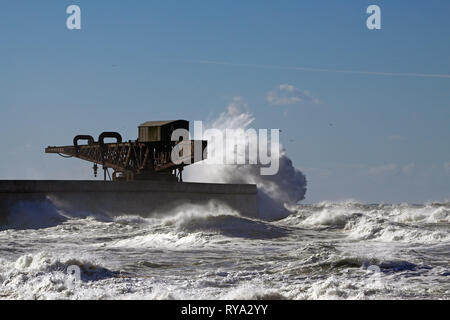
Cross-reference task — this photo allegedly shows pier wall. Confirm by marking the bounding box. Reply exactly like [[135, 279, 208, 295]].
[[0, 180, 258, 225]]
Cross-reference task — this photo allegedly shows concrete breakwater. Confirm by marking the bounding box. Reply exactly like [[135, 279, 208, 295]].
[[0, 180, 258, 226]]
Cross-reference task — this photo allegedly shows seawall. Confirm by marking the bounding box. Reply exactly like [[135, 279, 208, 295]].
[[0, 180, 258, 225]]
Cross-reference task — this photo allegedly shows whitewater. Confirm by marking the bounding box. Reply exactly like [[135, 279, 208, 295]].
[[0, 200, 449, 300]]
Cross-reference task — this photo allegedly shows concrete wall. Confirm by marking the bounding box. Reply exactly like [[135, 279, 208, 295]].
[[0, 181, 258, 225]]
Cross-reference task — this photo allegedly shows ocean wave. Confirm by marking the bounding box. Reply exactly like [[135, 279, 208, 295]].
[[279, 203, 450, 243], [11, 252, 110, 276], [296, 275, 386, 300], [108, 231, 210, 249], [345, 217, 449, 243], [161, 201, 289, 240], [220, 282, 286, 300], [0, 197, 118, 231], [0, 199, 68, 231], [390, 204, 450, 224], [0, 252, 118, 300], [109, 202, 289, 249]]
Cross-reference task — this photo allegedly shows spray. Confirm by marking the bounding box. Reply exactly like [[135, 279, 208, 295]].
[[184, 99, 307, 220]]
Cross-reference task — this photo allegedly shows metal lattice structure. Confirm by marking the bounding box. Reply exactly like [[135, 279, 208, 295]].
[[45, 121, 207, 182]]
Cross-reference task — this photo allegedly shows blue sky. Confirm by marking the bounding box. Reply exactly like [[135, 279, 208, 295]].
[[1, 1, 449, 203]]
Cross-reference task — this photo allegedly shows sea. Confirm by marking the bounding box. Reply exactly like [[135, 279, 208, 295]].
[[0, 200, 448, 300]]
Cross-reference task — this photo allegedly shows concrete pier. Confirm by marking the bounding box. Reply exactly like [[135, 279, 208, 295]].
[[0, 180, 258, 226]]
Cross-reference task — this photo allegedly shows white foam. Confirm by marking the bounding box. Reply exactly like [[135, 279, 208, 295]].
[[1, 202, 448, 300], [184, 102, 307, 221], [283, 203, 450, 243], [390, 205, 450, 224], [0, 252, 116, 300], [220, 281, 286, 300], [300, 209, 354, 228], [107, 202, 239, 249]]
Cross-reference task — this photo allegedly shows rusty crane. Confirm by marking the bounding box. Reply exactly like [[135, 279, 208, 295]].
[[45, 120, 207, 182]]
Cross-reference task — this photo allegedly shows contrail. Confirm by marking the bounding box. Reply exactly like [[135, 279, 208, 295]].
[[168, 59, 450, 79]]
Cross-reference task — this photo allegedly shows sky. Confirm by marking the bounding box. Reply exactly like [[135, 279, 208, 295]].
[[0, 0, 449, 203]]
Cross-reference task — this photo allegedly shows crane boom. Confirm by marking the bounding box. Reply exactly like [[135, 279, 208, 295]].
[[45, 121, 207, 182]]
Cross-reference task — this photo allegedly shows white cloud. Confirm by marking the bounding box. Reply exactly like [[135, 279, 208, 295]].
[[444, 162, 450, 174], [402, 163, 415, 175], [368, 163, 418, 176], [368, 164, 397, 175], [266, 84, 319, 106], [227, 96, 248, 115], [388, 135, 404, 141]]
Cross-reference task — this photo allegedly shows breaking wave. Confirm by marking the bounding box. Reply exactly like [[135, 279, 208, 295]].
[[184, 99, 307, 221], [280, 202, 450, 243], [0, 200, 448, 300], [0, 198, 114, 231], [109, 202, 289, 250], [0, 252, 117, 300], [0, 199, 68, 231]]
